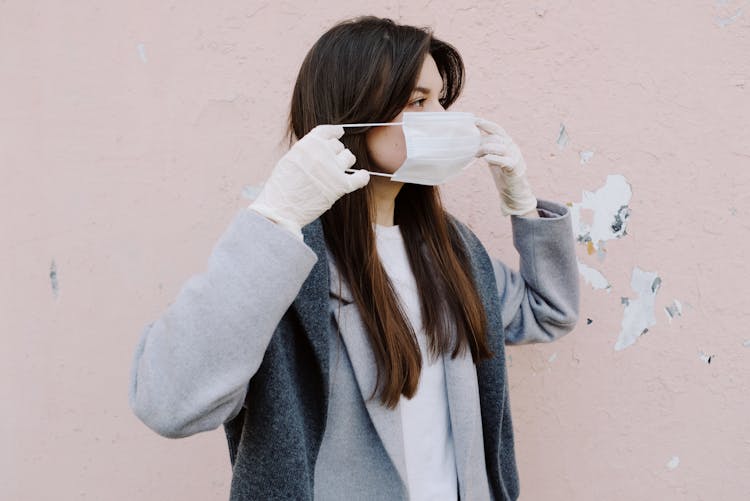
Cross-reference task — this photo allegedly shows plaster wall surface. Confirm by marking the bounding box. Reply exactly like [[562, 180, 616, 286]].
[[2, 1, 748, 499]]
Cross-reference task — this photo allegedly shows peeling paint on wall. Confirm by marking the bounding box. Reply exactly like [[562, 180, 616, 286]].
[[595, 245, 606, 262], [577, 259, 612, 292], [666, 456, 680, 470], [136, 43, 147, 63], [652, 277, 662, 291], [570, 174, 633, 253], [579, 150, 594, 165], [698, 350, 715, 364], [548, 352, 557, 363], [743, 339, 750, 348], [615, 267, 661, 351], [50, 259, 59, 298], [665, 299, 683, 323], [556, 123, 569, 149], [714, 0, 746, 26]]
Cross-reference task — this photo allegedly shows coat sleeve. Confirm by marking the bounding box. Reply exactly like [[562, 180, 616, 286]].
[[128, 208, 318, 439], [491, 200, 580, 345]]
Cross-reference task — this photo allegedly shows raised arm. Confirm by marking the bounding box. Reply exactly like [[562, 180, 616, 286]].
[[128, 209, 317, 438], [129, 124, 370, 439], [472, 118, 579, 344], [492, 200, 580, 344]]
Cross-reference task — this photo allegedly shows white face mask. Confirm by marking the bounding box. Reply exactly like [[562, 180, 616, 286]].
[[339, 111, 481, 185]]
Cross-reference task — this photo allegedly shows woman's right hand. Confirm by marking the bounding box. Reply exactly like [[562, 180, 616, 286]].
[[249, 124, 370, 239]]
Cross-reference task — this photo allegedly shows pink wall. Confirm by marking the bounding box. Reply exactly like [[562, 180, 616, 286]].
[[2, 1, 749, 499]]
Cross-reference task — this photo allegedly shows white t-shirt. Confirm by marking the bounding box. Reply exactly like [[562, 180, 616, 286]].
[[374, 223, 458, 501]]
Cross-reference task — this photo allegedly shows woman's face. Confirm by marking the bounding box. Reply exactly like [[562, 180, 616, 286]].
[[366, 53, 446, 173]]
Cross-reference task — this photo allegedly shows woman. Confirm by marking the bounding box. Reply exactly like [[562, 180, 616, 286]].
[[128, 15, 579, 501]]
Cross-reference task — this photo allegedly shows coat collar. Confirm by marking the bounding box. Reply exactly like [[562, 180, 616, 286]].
[[321, 222, 481, 500], [291, 219, 332, 404]]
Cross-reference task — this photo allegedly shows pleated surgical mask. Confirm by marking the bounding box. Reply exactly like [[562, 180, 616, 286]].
[[338, 111, 481, 186]]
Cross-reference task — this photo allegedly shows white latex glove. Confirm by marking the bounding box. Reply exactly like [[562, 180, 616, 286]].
[[249, 124, 370, 239], [474, 118, 538, 216]]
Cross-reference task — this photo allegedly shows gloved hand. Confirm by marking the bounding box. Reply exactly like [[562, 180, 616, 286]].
[[474, 118, 538, 216], [249, 124, 370, 239]]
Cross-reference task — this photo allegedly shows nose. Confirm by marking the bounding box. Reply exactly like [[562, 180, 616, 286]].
[[428, 101, 446, 112]]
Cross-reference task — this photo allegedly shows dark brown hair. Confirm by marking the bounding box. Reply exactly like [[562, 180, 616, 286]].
[[287, 15, 493, 409]]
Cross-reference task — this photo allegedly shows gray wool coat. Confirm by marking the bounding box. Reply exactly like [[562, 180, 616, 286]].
[[128, 199, 580, 500]]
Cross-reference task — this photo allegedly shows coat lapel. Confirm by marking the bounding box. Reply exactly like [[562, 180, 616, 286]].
[[442, 218, 483, 498], [292, 218, 409, 489], [326, 245, 481, 497], [295, 217, 484, 497], [327, 248, 410, 490], [292, 220, 332, 404], [443, 348, 479, 500]]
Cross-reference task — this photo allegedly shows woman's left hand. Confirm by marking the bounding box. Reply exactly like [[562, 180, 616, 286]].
[[474, 118, 538, 217]]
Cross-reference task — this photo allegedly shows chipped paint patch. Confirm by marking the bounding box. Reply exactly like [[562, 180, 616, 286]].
[[577, 259, 612, 292], [698, 350, 715, 364], [579, 150, 594, 165], [652, 277, 662, 292], [615, 267, 661, 351], [666, 456, 680, 470], [571, 350, 581, 366], [715, 0, 746, 27], [665, 299, 683, 323], [556, 123, 569, 149], [743, 339, 750, 348], [137, 43, 147, 63], [50, 259, 59, 298], [548, 353, 557, 363], [242, 183, 265, 200], [595, 243, 607, 262], [570, 175, 632, 253]]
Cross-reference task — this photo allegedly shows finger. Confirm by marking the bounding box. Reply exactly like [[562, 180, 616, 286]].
[[344, 169, 371, 192], [326, 137, 345, 154], [335, 148, 356, 170], [312, 124, 345, 140], [305, 134, 345, 160], [475, 118, 508, 137], [476, 143, 508, 157], [482, 153, 511, 166], [487, 162, 517, 177], [479, 135, 505, 151], [480, 133, 504, 145]]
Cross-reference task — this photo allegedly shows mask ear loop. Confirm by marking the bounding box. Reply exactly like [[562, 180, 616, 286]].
[[339, 122, 404, 178]]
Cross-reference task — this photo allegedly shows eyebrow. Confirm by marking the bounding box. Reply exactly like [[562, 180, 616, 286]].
[[412, 85, 446, 95]]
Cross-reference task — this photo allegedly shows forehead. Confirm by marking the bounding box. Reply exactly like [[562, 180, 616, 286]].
[[414, 54, 443, 91]]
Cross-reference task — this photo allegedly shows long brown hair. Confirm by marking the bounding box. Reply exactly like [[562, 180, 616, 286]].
[[286, 15, 493, 409]]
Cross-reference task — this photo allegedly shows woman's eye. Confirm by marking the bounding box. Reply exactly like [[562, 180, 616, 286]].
[[410, 98, 426, 108]]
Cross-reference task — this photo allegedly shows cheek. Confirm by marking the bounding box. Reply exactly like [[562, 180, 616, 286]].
[[367, 127, 406, 173]]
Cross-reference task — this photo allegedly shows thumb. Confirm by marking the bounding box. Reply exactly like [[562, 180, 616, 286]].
[[344, 169, 371, 192]]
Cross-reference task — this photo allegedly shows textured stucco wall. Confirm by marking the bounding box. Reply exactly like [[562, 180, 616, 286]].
[[2, 1, 749, 500]]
